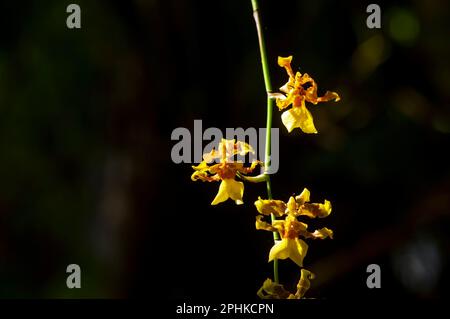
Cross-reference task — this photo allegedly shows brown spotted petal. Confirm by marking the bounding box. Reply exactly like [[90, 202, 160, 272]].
[[299, 200, 332, 218], [254, 198, 287, 217]]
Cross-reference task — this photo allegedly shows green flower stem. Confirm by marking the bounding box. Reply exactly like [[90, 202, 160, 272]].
[[237, 173, 268, 183], [251, 0, 280, 284]]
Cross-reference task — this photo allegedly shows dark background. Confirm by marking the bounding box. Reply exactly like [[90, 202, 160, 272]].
[[0, 0, 449, 301]]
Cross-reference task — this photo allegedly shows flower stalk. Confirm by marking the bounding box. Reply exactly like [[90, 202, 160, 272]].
[[236, 172, 267, 183], [251, 0, 280, 283]]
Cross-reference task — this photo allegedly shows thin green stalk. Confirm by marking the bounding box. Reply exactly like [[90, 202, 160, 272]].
[[251, 0, 280, 284], [237, 172, 267, 183]]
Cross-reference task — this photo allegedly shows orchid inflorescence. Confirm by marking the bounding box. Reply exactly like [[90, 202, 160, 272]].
[[190, 1, 340, 300]]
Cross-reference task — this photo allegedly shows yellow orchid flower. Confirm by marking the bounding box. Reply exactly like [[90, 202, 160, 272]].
[[257, 269, 315, 299], [191, 139, 261, 205], [257, 278, 290, 299], [256, 214, 309, 267], [275, 56, 340, 133], [254, 188, 333, 267]]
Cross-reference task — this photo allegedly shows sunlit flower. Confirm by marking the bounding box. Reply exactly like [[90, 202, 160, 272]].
[[191, 139, 261, 205], [257, 277, 290, 299], [257, 269, 315, 299], [275, 56, 340, 133], [255, 188, 333, 267]]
